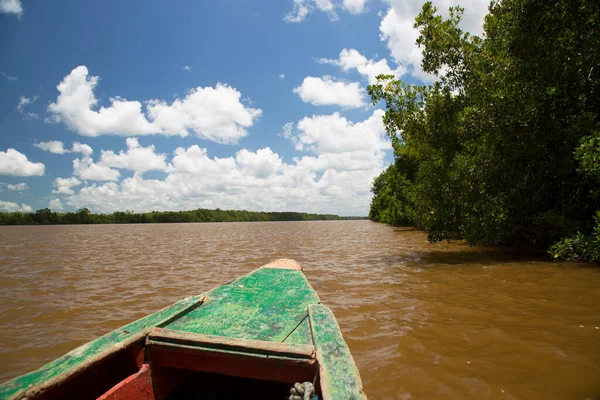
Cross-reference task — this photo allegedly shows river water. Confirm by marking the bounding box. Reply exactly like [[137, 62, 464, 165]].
[[0, 221, 599, 399]]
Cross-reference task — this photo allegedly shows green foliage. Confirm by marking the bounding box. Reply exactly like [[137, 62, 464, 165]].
[[0, 207, 364, 225], [548, 212, 600, 263], [577, 132, 600, 175], [368, 0, 600, 262], [369, 163, 415, 226]]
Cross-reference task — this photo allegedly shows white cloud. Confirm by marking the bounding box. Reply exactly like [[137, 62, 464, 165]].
[[0, 0, 22, 16], [72, 142, 93, 156], [318, 48, 403, 84], [53, 177, 82, 195], [0, 149, 45, 176], [48, 198, 65, 211], [293, 76, 365, 108], [183, 65, 191, 71], [279, 73, 286, 80], [285, 0, 310, 22], [171, 145, 236, 176], [17, 96, 39, 120], [380, 0, 489, 82], [47, 66, 262, 144], [33, 141, 94, 156], [292, 109, 390, 155], [7, 182, 28, 191], [99, 137, 169, 173], [61, 112, 390, 216], [34, 141, 69, 154], [284, 0, 367, 22], [236, 148, 282, 178], [73, 154, 120, 182], [146, 84, 262, 143], [279, 122, 294, 140], [46, 66, 155, 136], [0, 200, 32, 212], [343, 0, 366, 14]]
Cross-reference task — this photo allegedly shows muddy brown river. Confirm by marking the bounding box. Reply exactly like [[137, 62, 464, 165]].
[[0, 221, 599, 399]]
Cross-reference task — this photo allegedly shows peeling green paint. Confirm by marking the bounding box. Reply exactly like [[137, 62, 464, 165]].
[[283, 316, 313, 345], [309, 304, 367, 400], [166, 268, 320, 342]]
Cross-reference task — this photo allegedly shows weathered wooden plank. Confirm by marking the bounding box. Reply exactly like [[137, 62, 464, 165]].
[[146, 340, 317, 384], [0, 295, 205, 400], [97, 363, 154, 400], [166, 267, 320, 342], [308, 304, 367, 400], [262, 258, 303, 270], [147, 327, 315, 359]]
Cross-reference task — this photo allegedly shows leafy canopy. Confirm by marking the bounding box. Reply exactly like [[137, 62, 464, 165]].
[[368, 0, 599, 261]]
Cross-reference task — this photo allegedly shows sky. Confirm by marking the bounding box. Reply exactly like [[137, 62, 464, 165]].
[[0, 0, 488, 216]]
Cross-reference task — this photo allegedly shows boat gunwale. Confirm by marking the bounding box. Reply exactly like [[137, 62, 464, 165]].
[[0, 295, 206, 400]]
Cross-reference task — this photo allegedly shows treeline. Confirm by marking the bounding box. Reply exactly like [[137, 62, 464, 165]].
[[0, 207, 365, 225], [369, 0, 599, 263]]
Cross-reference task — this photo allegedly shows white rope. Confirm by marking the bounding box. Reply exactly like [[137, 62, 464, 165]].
[[289, 381, 316, 400]]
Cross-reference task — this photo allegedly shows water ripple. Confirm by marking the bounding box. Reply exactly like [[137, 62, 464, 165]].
[[0, 221, 599, 399]]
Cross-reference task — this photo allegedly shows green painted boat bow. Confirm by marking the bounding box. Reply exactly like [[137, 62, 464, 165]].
[[0, 259, 367, 400]]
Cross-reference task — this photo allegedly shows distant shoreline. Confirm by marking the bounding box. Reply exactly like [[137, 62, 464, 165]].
[[0, 207, 367, 226]]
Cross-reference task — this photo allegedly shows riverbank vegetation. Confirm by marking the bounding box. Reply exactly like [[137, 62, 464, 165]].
[[0, 207, 364, 225], [368, 0, 599, 263]]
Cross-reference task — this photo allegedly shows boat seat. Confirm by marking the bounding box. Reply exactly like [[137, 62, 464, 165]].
[[144, 327, 319, 384]]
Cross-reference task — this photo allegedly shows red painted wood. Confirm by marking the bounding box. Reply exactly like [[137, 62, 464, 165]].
[[148, 342, 317, 384], [133, 343, 145, 368], [148, 365, 192, 400], [97, 364, 155, 400]]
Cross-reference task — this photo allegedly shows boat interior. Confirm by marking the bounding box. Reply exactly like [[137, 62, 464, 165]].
[[32, 327, 322, 400]]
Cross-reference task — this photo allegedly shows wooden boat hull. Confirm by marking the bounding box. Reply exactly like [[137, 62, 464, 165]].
[[0, 259, 366, 399]]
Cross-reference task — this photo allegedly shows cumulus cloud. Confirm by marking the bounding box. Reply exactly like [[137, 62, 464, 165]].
[[98, 137, 169, 173], [0, 200, 32, 212], [379, 0, 488, 82], [53, 177, 82, 195], [47, 66, 262, 144], [293, 76, 365, 108], [289, 110, 392, 173], [59, 111, 390, 216], [73, 153, 120, 182], [17, 96, 39, 120], [284, 0, 367, 22], [279, 73, 286, 80], [34, 141, 69, 154], [236, 148, 282, 178], [48, 198, 64, 211], [0, 149, 45, 176], [293, 109, 389, 153], [72, 142, 93, 156], [170, 146, 236, 176], [318, 48, 403, 84], [0, 0, 22, 16], [34, 140, 95, 156]]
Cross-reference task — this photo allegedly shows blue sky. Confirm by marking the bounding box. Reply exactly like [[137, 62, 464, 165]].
[[0, 0, 487, 216]]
